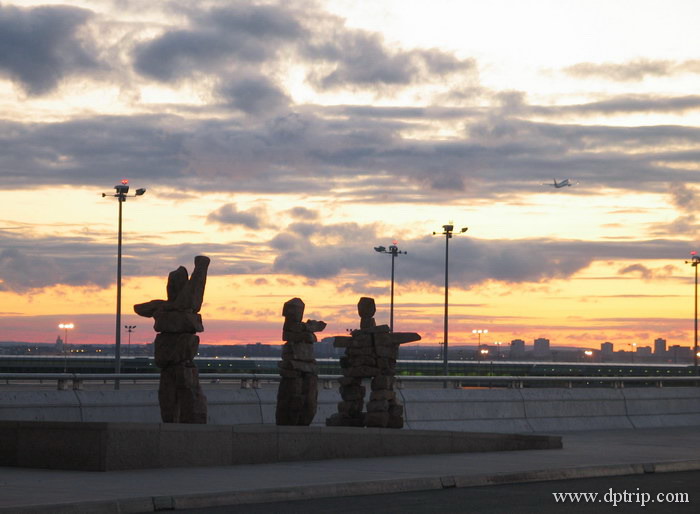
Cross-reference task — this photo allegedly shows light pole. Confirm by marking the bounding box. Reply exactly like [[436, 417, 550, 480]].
[[472, 328, 488, 347], [433, 223, 468, 378], [103, 180, 146, 389], [478, 347, 489, 380], [58, 323, 73, 373], [686, 251, 700, 372], [125, 325, 136, 357], [494, 341, 502, 359], [374, 241, 406, 332]]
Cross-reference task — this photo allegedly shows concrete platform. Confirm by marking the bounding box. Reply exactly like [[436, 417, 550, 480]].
[[0, 421, 561, 471], [0, 426, 698, 513]]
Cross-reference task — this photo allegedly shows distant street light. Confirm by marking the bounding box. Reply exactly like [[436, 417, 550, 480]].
[[103, 180, 146, 389], [433, 223, 468, 378], [58, 323, 73, 373], [472, 329, 488, 347], [374, 241, 406, 332], [686, 251, 700, 372], [125, 325, 136, 357], [494, 341, 503, 359], [58, 323, 74, 345]]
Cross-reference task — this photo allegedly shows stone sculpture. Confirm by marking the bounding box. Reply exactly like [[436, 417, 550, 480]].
[[134, 255, 210, 424], [276, 298, 326, 425], [326, 297, 420, 429]]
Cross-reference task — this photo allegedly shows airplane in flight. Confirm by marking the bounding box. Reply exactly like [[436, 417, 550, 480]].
[[544, 178, 577, 188]]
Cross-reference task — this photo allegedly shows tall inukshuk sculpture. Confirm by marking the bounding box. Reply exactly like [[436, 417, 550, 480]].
[[326, 297, 420, 429], [276, 298, 326, 425], [134, 255, 210, 424]]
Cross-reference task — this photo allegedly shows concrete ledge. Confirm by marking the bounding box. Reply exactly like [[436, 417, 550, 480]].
[[1, 386, 699, 433], [0, 420, 561, 471]]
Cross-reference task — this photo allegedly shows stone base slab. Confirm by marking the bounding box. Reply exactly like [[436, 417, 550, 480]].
[[0, 420, 561, 471]]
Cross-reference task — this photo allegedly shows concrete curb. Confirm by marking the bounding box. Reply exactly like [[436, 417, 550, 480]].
[[4, 458, 700, 513]]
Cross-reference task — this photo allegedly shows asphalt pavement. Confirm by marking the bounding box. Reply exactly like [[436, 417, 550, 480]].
[[1, 426, 700, 513]]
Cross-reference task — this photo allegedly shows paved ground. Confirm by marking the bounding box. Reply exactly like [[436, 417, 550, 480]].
[[178, 471, 700, 514], [1, 426, 700, 513]]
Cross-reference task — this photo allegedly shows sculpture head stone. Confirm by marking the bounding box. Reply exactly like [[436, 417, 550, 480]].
[[357, 297, 376, 319], [358, 297, 377, 330], [283, 297, 305, 322], [167, 267, 188, 302]]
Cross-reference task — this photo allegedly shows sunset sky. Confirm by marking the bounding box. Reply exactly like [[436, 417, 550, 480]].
[[1, 0, 700, 351]]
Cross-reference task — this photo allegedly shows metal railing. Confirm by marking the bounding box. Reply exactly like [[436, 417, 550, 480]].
[[1, 372, 699, 390]]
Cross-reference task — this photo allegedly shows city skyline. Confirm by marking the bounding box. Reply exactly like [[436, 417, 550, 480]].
[[2, 1, 700, 348]]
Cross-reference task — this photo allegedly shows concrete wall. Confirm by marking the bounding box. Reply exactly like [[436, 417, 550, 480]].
[[0, 421, 560, 471], [1, 386, 699, 433]]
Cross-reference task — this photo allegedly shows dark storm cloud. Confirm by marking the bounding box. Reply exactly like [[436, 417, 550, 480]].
[[303, 28, 474, 89], [670, 183, 700, 212], [206, 203, 266, 229], [132, 3, 303, 81], [325, 105, 479, 120], [0, 231, 114, 292], [132, 1, 473, 95], [3, 109, 700, 199], [617, 263, 676, 280], [0, 226, 265, 293], [287, 207, 319, 221], [270, 220, 691, 289], [0, 4, 99, 95], [0, 116, 187, 188], [218, 74, 290, 115], [648, 184, 700, 237], [533, 95, 700, 117], [564, 59, 700, 81], [1, 215, 691, 293]]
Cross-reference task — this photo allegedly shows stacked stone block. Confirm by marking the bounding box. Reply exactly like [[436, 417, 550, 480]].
[[276, 298, 326, 425], [326, 297, 420, 429], [134, 256, 209, 424]]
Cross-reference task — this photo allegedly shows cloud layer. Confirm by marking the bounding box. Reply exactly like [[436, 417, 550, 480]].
[[1, 0, 699, 300]]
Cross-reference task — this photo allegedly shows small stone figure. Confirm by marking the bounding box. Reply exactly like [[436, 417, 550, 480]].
[[326, 297, 420, 429], [276, 298, 326, 425], [134, 256, 210, 424]]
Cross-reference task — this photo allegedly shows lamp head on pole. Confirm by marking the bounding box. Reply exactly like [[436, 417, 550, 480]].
[[114, 179, 129, 195], [434, 223, 468, 239], [102, 181, 147, 201]]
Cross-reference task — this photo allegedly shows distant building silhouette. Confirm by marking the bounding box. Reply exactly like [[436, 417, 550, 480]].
[[669, 345, 691, 363], [654, 338, 667, 356], [533, 338, 551, 359], [510, 339, 525, 359], [637, 346, 651, 357], [55, 336, 64, 353], [600, 342, 613, 361]]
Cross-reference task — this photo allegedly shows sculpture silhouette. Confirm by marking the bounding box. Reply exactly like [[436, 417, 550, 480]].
[[326, 297, 420, 428], [134, 256, 210, 423]]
